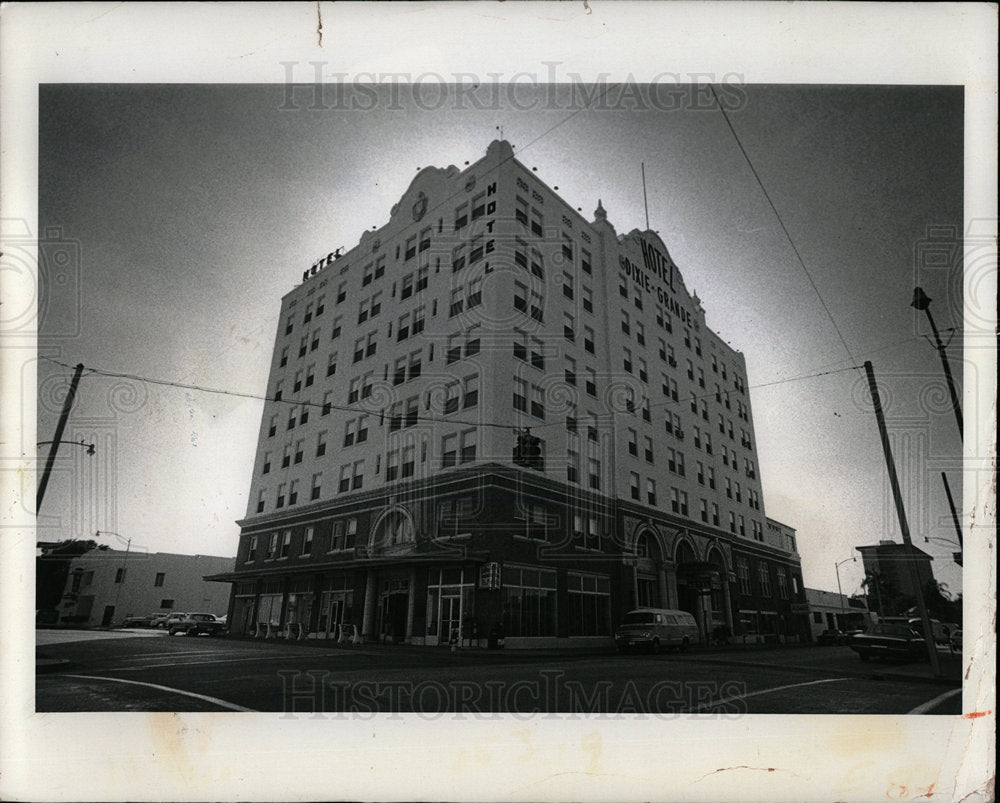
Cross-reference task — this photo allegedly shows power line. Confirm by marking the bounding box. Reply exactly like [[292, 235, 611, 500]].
[[707, 84, 857, 366], [39, 355, 861, 435]]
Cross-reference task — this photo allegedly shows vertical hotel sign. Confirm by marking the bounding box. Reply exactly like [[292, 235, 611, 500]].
[[619, 236, 694, 327]]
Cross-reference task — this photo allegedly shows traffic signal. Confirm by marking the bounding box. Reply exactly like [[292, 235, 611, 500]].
[[513, 433, 527, 466], [525, 435, 542, 470]]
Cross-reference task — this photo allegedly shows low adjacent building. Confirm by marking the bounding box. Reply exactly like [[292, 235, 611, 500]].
[[804, 587, 872, 639], [57, 549, 234, 627]]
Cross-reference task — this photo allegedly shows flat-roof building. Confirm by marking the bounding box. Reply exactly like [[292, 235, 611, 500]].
[[209, 140, 807, 647]]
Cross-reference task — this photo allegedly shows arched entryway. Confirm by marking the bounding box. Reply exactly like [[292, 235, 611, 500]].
[[633, 529, 666, 608], [674, 540, 732, 644]]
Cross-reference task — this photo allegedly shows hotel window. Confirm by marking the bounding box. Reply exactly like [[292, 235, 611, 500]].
[[470, 234, 485, 264], [404, 235, 417, 261], [561, 232, 574, 262], [256, 490, 266, 513], [621, 310, 631, 336], [331, 315, 342, 340], [305, 364, 315, 387], [400, 444, 416, 478], [285, 315, 294, 336], [294, 439, 304, 464], [293, 370, 303, 393], [451, 242, 467, 274], [586, 412, 599, 443], [759, 563, 772, 597], [663, 313, 673, 333], [711, 502, 720, 526], [671, 488, 688, 516], [281, 443, 292, 468], [635, 321, 646, 346], [633, 289, 643, 311], [449, 287, 464, 317], [336, 282, 347, 304], [343, 415, 369, 447], [530, 248, 544, 279], [418, 226, 432, 253], [528, 289, 544, 322], [623, 347, 633, 374], [463, 374, 479, 408], [464, 324, 480, 357], [358, 292, 381, 324], [738, 515, 746, 536], [704, 432, 713, 454], [638, 357, 648, 383], [627, 428, 638, 456], [663, 376, 678, 401], [644, 436, 654, 463], [326, 351, 338, 377], [582, 325, 594, 355], [735, 481, 742, 503], [581, 285, 593, 313], [471, 192, 486, 221], [686, 359, 694, 381], [513, 377, 528, 413], [738, 559, 751, 595], [153, 572, 165, 587], [712, 354, 718, 373], [362, 263, 374, 286], [513, 281, 528, 314], [262, 451, 271, 475], [279, 530, 292, 558], [311, 473, 322, 501], [322, 391, 333, 416], [302, 526, 315, 555], [276, 483, 286, 509], [454, 201, 469, 231], [565, 402, 578, 433], [566, 440, 580, 484], [515, 196, 528, 226], [279, 346, 288, 367], [287, 480, 299, 506], [777, 567, 788, 599], [581, 248, 592, 274], [530, 208, 543, 237], [530, 383, 545, 419], [562, 271, 574, 300], [564, 355, 577, 386], [619, 281, 628, 299], [726, 477, 732, 498], [585, 367, 597, 397], [393, 356, 408, 386], [700, 499, 709, 522], [684, 328, 691, 348], [563, 312, 575, 342], [728, 511, 736, 533], [316, 294, 325, 316], [629, 472, 641, 501], [408, 350, 423, 381], [514, 237, 528, 269], [588, 457, 601, 490], [467, 277, 483, 308], [697, 368, 705, 388], [641, 397, 651, 422], [247, 535, 258, 561]]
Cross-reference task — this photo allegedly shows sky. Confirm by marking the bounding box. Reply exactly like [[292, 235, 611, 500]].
[[35, 81, 969, 599]]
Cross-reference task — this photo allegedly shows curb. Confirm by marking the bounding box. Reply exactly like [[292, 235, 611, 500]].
[[36, 657, 74, 674], [669, 653, 962, 687]]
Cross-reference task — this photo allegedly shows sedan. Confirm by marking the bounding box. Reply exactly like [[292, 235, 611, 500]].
[[168, 612, 227, 637], [850, 623, 928, 663], [817, 629, 849, 646], [120, 613, 157, 628]]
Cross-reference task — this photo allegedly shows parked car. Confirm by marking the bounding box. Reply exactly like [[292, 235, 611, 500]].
[[949, 628, 963, 654], [120, 613, 157, 628], [817, 629, 849, 646], [156, 612, 187, 630], [850, 623, 928, 663], [614, 608, 699, 654], [168, 612, 227, 636]]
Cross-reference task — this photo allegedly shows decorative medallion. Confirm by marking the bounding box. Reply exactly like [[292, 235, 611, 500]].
[[412, 191, 428, 221]]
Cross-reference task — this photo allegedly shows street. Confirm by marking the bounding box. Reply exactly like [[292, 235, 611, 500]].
[[36, 630, 962, 715]]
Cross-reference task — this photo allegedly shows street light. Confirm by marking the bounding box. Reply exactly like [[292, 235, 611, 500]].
[[835, 557, 856, 630], [96, 530, 131, 623], [911, 287, 962, 438]]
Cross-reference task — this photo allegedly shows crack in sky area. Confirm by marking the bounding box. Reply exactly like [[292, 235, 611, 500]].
[[316, 1, 323, 47]]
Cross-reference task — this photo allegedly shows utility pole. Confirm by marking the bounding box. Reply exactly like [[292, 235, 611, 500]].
[[864, 361, 941, 676], [36, 363, 85, 512], [911, 288, 962, 438]]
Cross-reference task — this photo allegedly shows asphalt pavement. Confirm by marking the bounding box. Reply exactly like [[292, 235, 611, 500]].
[[35, 629, 964, 715]]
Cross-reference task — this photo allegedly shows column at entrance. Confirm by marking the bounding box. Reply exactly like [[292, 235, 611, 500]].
[[405, 568, 416, 641], [721, 577, 734, 632], [362, 570, 376, 642], [664, 563, 678, 609]]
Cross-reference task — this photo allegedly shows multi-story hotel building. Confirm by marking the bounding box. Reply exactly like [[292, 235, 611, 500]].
[[209, 139, 808, 647]]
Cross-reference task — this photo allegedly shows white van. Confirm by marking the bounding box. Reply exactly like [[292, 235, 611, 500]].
[[614, 608, 700, 654]]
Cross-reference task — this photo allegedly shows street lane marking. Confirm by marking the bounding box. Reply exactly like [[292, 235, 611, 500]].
[[60, 674, 256, 712], [110, 651, 355, 671], [907, 687, 961, 715], [692, 677, 849, 713]]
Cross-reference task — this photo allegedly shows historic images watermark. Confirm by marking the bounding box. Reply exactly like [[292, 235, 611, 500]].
[[276, 64, 748, 113], [277, 669, 748, 719]]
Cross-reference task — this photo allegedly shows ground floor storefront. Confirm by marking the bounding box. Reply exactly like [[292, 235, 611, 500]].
[[212, 465, 807, 648]]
